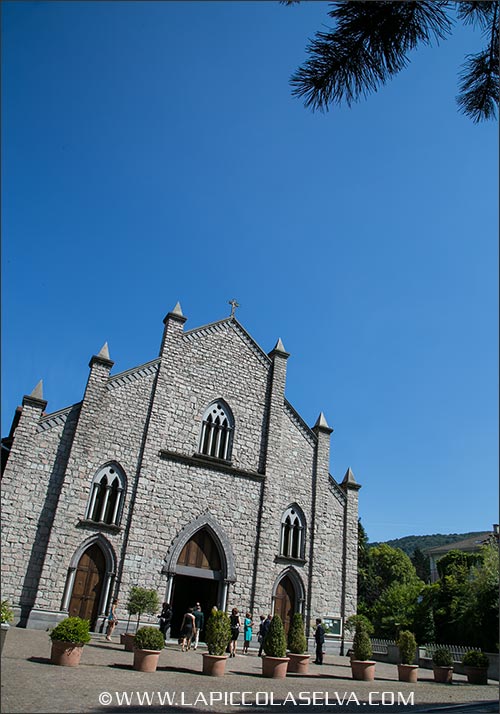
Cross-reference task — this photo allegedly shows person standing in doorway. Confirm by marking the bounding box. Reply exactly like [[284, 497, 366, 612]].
[[105, 599, 118, 641], [193, 603, 204, 650], [229, 608, 241, 657], [180, 607, 196, 651], [314, 618, 325, 664], [158, 602, 173, 643]]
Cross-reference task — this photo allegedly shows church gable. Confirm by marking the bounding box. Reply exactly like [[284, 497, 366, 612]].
[[155, 317, 272, 473]]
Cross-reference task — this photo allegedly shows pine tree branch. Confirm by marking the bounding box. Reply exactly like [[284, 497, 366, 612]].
[[290, 2, 452, 112], [456, 1, 499, 122]]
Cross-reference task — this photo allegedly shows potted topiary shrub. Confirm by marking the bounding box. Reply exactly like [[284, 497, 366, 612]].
[[1, 600, 14, 655], [350, 621, 376, 681], [49, 617, 91, 667], [396, 630, 418, 683], [262, 614, 290, 679], [133, 626, 165, 672], [345, 614, 374, 662], [287, 613, 310, 674], [462, 650, 489, 685], [122, 587, 160, 651], [432, 647, 453, 683], [202, 608, 232, 676]]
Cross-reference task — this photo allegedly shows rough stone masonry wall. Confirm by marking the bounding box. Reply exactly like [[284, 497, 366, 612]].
[[253, 408, 315, 612], [2, 312, 358, 631], [118, 457, 262, 610], [31, 366, 157, 613], [158, 321, 271, 471], [120, 317, 272, 610], [310, 424, 347, 627], [0, 402, 79, 612]]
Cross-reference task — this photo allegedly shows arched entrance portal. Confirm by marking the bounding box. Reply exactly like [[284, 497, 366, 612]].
[[274, 575, 296, 635], [68, 544, 106, 630], [170, 529, 222, 639]]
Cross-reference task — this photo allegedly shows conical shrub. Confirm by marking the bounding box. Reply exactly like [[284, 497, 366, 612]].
[[352, 622, 372, 661], [264, 614, 287, 658], [287, 612, 307, 654]]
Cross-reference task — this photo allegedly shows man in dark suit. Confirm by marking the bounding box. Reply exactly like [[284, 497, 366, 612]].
[[314, 618, 325, 664]]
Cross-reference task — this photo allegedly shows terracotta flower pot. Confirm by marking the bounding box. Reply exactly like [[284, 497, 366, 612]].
[[433, 666, 453, 683], [262, 656, 290, 679], [50, 640, 84, 667], [133, 648, 161, 672], [202, 653, 228, 676], [0, 624, 9, 655], [287, 653, 311, 675], [121, 633, 136, 652], [397, 664, 418, 683], [351, 660, 376, 681], [464, 666, 488, 685]]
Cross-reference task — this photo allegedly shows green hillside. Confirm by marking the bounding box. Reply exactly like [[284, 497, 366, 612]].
[[369, 532, 486, 557]]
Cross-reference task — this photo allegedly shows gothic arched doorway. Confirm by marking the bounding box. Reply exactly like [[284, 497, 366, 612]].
[[68, 543, 106, 630], [170, 528, 223, 639], [274, 575, 296, 634]]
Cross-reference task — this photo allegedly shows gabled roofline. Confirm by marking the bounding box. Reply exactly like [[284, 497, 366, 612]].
[[183, 317, 272, 368], [107, 358, 160, 389], [284, 399, 317, 446], [38, 402, 82, 431]]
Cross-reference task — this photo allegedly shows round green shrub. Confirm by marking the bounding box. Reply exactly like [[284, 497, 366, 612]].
[[205, 608, 232, 656], [462, 650, 489, 668], [396, 630, 417, 665], [50, 617, 91, 645], [264, 614, 287, 658], [1, 600, 14, 625], [134, 626, 165, 651], [345, 614, 374, 636], [287, 612, 307, 654], [352, 622, 373, 661], [432, 647, 453, 667]]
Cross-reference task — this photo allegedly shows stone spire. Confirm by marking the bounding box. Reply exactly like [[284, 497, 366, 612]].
[[23, 379, 47, 411], [96, 342, 110, 361], [269, 337, 290, 358], [29, 380, 44, 401], [341, 467, 361, 489], [313, 411, 333, 433], [163, 301, 187, 325]]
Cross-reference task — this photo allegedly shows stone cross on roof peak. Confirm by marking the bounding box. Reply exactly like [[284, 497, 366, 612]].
[[228, 298, 240, 317]]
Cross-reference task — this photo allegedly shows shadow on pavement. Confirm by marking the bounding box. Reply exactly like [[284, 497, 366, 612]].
[[27, 656, 52, 666]]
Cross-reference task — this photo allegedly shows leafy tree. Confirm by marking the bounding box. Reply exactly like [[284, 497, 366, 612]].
[[411, 548, 430, 584], [357, 519, 370, 604], [126, 586, 160, 633], [370, 581, 423, 638], [432, 569, 475, 644], [362, 543, 421, 608], [436, 549, 481, 579], [283, 1, 499, 123], [413, 584, 436, 644], [467, 540, 499, 651]]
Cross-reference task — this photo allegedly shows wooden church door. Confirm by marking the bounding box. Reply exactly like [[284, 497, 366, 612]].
[[274, 576, 295, 634], [69, 544, 106, 630]]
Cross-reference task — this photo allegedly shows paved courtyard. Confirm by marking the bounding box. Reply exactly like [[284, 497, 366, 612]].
[[1, 628, 497, 714]]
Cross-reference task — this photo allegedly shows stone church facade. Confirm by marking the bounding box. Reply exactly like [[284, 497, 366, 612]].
[[1, 304, 360, 647]]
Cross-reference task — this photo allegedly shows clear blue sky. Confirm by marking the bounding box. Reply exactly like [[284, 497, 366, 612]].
[[2, 1, 498, 543]]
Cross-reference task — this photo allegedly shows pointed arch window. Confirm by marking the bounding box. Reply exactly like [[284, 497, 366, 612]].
[[199, 401, 234, 461], [280, 505, 305, 560], [85, 464, 126, 526]]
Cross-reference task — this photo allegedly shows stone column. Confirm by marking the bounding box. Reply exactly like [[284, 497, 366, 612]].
[[0, 382, 48, 616], [340, 467, 361, 651], [251, 338, 290, 615]]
